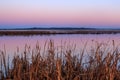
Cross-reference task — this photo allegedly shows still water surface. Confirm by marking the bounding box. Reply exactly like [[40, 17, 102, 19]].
[[0, 34, 120, 68], [0, 34, 120, 55]]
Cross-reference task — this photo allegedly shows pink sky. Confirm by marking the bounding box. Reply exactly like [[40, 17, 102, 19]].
[[0, 0, 120, 28]]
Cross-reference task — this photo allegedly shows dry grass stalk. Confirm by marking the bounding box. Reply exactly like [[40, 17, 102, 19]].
[[0, 40, 120, 80]]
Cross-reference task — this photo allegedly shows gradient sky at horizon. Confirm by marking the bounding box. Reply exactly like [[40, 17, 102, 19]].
[[0, 0, 120, 28]]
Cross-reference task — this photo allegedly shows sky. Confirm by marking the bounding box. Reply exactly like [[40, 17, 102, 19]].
[[0, 0, 120, 29]]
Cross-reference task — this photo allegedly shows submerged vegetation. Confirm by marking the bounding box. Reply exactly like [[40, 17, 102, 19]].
[[0, 40, 120, 80]]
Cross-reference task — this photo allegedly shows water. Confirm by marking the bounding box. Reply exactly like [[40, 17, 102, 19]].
[[0, 34, 120, 75], [0, 34, 120, 55]]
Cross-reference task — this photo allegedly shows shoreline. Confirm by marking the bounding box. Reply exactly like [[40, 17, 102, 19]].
[[0, 29, 120, 35]]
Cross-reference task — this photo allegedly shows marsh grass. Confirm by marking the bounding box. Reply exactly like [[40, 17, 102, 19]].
[[0, 40, 120, 80]]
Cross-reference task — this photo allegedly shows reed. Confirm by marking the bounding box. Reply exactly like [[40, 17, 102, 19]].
[[0, 40, 120, 80]]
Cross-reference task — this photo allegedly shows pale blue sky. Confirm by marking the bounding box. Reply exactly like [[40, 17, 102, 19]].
[[1, 0, 119, 10], [0, 0, 120, 29]]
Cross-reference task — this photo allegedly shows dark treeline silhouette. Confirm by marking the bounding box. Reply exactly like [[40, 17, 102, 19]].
[[0, 27, 120, 35]]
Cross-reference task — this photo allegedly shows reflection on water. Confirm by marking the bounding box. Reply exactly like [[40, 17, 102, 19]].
[[0, 34, 120, 55], [0, 34, 120, 71], [1, 34, 120, 79]]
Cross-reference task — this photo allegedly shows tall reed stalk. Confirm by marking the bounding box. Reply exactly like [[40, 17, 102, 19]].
[[0, 40, 120, 80]]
